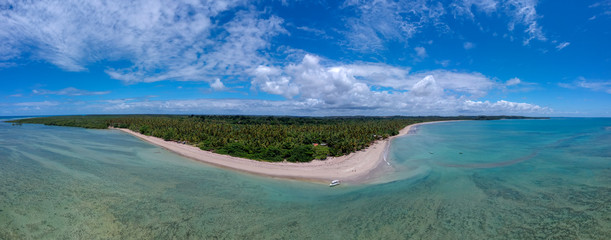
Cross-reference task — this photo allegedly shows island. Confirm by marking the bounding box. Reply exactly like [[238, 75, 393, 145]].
[[8, 115, 546, 183]]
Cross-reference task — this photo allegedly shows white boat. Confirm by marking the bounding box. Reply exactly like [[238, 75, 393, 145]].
[[329, 180, 340, 187]]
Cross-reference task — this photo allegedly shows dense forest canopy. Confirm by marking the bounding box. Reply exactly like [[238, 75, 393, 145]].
[[8, 115, 545, 162]]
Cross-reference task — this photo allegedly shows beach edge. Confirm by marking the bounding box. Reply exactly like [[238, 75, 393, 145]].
[[112, 120, 456, 184]]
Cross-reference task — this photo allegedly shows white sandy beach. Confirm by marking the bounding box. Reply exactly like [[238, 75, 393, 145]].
[[114, 121, 445, 183]]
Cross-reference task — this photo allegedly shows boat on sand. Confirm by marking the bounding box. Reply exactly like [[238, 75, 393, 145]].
[[329, 180, 340, 187]]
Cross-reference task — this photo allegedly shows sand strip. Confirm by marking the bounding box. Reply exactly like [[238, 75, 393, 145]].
[[113, 121, 453, 184]]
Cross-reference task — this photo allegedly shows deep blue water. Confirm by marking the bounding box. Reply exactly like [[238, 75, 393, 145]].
[[0, 117, 609, 239]]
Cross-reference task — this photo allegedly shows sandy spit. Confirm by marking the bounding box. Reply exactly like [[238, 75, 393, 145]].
[[113, 121, 453, 184]]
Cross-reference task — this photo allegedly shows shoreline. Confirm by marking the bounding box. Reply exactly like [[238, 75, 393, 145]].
[[113, 121, 453, 184]]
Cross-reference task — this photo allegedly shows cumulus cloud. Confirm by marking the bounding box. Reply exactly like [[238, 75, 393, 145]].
[[253, 54, 384, 108], [252, 65, 299, 98], [251, 54, 544, 114], [403, 70, 495, 97], [0, 1, 553, 116], [32, 87, 110, 96], [0, 0, 284, 84], [210, 78, 227, 91], [1, 0, 559, 88], [254, 55, 494, 99], [410, 75, 443, 97]]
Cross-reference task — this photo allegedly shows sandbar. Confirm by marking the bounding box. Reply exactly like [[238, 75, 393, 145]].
[[113, 121, 451, 184]]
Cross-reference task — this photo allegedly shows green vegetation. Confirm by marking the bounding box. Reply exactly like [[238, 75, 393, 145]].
[[8, 115, 546, 162]]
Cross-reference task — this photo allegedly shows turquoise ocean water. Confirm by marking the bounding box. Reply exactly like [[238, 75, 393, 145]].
[[0, 117, 609, 239]]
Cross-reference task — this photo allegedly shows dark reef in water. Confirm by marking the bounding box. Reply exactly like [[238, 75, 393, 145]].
[[471, 173, 610, 239]]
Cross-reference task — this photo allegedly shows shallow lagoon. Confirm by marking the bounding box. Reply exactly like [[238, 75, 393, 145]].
[[0, 118, 609, 239]]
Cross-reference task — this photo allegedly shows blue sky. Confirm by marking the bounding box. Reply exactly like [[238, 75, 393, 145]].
[[0, 0, 610, 116]]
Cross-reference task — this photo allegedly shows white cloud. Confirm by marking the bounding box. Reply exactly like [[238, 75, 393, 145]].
[[402, 70, 495, 97], [253, 54, 384, 108], [503, 77, 538, 92], [589, 1, 611, 18], [451, 0, 499, 18], [252, 65, 299, 98], [104, 9, 286, 84], [14, 101, 59, 107], [250, 54, 543, 114], [97, 98, 329, 115], [503, 0, 547, 45], [210, 78, 227, 91], [2, 91, 549, 116], [0, 0, 563, 88], [589, 1, 611, 9], [506, 77, 521, 86], [410, 75, 443, 97], [436, 59, 451, 67], [295, 26, 328, 37], [343, 0, 446, 52], [556, 42, 570, 50], [90, 97, 548, 116], [32, 87, 110, 96], [463, 41, 475, 50], [0, 1, 556, 116], [341, 0, 553, 54], [461, 100, 547, 113], [560, 77, 611, 94], [0, 0, 285, 84], [414, 47, 428, 59], [108, 10, 284, 84], [254, 57, 493, 99], [451, 0, 548, 45]]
